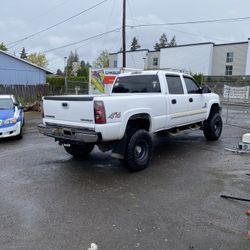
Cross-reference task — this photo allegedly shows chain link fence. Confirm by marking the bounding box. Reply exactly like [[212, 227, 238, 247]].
[[204, 76, 250, 129]]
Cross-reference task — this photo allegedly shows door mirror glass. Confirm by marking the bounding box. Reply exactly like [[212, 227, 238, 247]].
[[196, 86, 211, 94]]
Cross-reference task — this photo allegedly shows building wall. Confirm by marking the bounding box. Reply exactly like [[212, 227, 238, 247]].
[[160, 43, 214, 75], [117, 50, 149, 69], [0, 53, 46, 85], [245, 40, 250, 75], [147, 51, 160, 69], [108, 54, 118, 68], [212, 43, 248, 76]]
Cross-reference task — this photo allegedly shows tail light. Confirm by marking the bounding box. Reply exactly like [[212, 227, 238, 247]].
[[94, 101, 106, 124]]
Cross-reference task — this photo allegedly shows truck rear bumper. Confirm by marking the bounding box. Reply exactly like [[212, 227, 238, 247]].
[[38, 123, 100, 143]]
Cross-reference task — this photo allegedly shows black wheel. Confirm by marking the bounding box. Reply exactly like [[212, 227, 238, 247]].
[[203, 113, 222, 141], [124, 129, 152, 172], [64, 144, 95, 158]]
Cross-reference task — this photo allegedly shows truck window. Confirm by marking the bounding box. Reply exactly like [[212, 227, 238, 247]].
[[165, 75, 184, 94], [184, 77, 200, 94], [112, 75, 161, 93]]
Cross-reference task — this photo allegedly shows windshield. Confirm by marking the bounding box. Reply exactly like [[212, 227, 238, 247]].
[[0, 98, 14, 110], [112, 75, 161, 93]]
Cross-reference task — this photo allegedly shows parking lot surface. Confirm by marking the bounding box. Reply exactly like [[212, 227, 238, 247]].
[[0, 106, 249, 250]]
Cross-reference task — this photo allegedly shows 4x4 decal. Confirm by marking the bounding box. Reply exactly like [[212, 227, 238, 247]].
[[108, 112, 121, 119]]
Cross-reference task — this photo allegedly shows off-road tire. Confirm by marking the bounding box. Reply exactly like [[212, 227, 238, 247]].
[[124, 129, 152, 172], [64, 144, 95, 158], [203, 113, 222, 141]]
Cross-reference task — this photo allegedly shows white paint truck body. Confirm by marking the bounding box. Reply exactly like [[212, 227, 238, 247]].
[[39, 71, 222, 171]]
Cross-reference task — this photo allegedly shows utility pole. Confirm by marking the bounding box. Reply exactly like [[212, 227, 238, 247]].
[[64, 56, 68, 94], [122, 0, 126, 68]]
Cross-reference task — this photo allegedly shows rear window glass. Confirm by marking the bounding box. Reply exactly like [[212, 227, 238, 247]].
[[112, 75, 161, 93]]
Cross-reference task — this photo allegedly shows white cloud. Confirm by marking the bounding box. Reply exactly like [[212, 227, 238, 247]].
[[1, 0, 250, 71]]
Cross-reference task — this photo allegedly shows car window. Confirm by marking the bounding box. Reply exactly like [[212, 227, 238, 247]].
[[0, 98, 14, 110], [184, 77, 200, 94], [112, 75, 161, 93], [165, 75, 184, 94]]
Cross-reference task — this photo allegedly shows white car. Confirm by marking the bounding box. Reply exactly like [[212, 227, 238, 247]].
[[0, 95, 24, 139]]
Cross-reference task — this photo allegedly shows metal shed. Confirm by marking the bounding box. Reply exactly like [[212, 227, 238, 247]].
[[0, 50, 52, 85]]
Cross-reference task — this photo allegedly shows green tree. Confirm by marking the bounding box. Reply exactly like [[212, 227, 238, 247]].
[[130, 37, 141, 51], [0, 42, 8, 51], [154, 33, 169, 51], [169, 36, 177, 47], [93, 50, 109, 68], [67, 50, 80, 76], [56, 69, 64, 76], [20, 47, 27, 59], [159, 33, 168, 47], [192, 73, 204, 86], [27, 52, 48, 68], [77, 60, 90, 79]]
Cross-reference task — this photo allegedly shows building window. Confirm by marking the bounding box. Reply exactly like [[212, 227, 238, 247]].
[[225, 65, 233, 76], [153, 57, 158, 66], [114, 60, 117, 68], [226, 52, 234, 63]]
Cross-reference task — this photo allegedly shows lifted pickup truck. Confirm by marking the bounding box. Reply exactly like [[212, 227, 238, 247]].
[[39, 70, 222, 171]]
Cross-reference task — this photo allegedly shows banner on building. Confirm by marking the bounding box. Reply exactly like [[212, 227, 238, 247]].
[[223, 85, 250, 99]]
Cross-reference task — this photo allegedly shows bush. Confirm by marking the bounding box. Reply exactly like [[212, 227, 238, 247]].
[[192, 73, 204, 86], [46, 76, 64, 87], [46, 76, 87, 87]]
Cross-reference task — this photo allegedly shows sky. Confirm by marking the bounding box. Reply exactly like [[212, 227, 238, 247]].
[[1, 0, 250, 72]]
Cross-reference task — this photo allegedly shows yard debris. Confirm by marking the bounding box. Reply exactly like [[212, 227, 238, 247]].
[[225, 133, 250, 154], [25, 101, 41, 112]]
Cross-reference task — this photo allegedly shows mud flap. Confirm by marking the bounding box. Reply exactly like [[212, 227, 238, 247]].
[[111, 134, 127, 160]]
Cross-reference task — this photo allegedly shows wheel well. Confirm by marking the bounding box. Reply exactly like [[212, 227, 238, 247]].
[[126, 114, 151, 131], [209, 104, 221, 118]]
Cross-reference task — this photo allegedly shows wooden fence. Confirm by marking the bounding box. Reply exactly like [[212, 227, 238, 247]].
[[0, 85, 64, 104]]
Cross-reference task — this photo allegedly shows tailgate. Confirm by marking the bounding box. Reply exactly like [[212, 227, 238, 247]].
[[43, 96, 95, 128]]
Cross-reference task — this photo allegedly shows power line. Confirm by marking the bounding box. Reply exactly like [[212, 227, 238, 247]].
[[7, 0, 109, 48], [127, 16, 250, 28], [42, 28, 121, 53], [26, 0, 69, 23]]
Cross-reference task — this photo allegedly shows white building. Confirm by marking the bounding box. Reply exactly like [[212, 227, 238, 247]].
[[109, 49, 149, 70], [109, 39, 250, 76]]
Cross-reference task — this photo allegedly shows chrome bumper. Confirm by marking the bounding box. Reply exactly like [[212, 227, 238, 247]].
[[38, 123, 100, 143]]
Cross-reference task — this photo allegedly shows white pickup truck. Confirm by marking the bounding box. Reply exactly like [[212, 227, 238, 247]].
[[39, 70, 222, 171]]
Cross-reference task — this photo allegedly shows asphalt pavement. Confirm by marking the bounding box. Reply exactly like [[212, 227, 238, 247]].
[[0, 107, 249, 250]]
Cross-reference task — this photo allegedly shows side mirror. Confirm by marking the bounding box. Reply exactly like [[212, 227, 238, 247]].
[[15, 103, 24, 110], [196, 86, 211, 94]]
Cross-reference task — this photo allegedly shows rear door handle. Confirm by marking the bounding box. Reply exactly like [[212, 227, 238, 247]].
[[189, 98, 193, 103], [172, 99, 177, 104]]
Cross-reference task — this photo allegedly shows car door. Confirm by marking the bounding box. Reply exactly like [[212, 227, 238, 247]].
[[182, 76, 207, 123], [165, 74, 190, 127]]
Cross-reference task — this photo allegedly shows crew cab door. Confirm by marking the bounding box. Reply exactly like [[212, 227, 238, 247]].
[[165, 74, 189, 127], [182, 76, 207, 123]]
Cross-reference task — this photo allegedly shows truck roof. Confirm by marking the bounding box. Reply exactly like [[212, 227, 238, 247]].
[[118, 70, 190, 77]]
